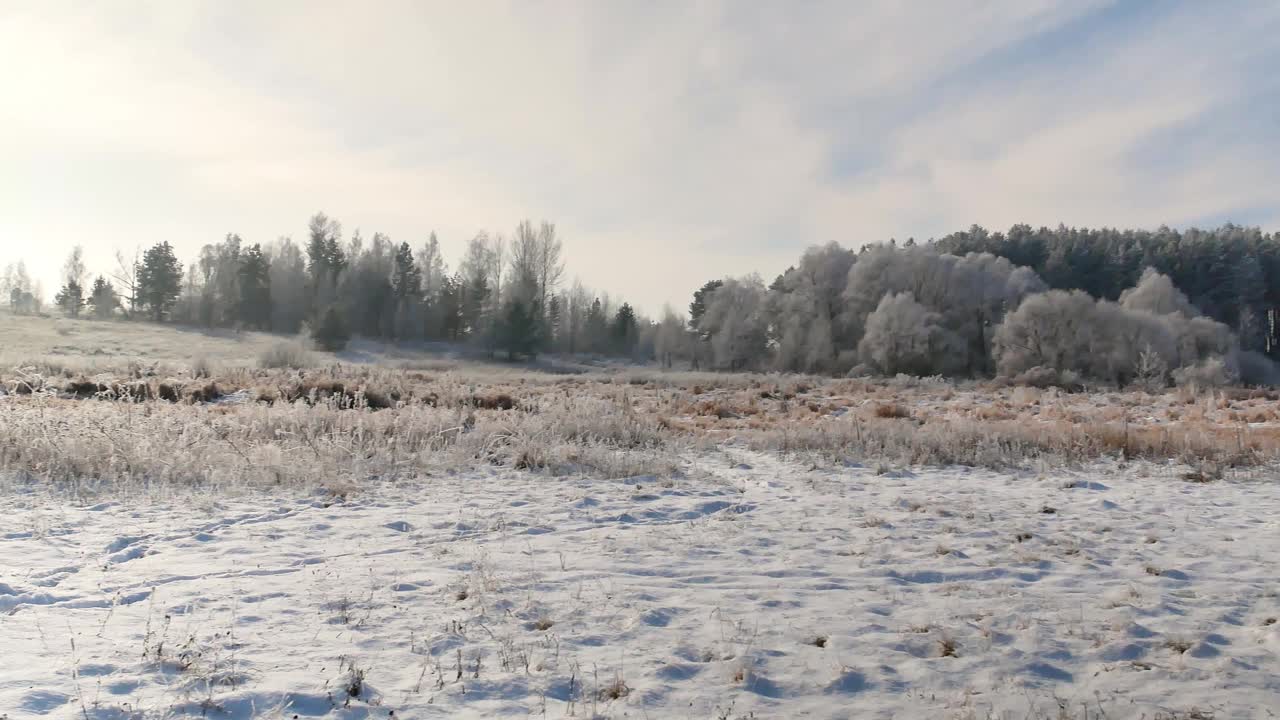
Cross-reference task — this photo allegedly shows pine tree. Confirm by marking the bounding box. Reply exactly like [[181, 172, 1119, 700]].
[[612, 302, 638, 355], [585, 298, 608, 354], [306, 213, 339, 279], [390, 243, 422, 299], [87, 276, 120, 320], [389, 242, 422, 340], [237, 244, 272, 330], [306, 212, 345, 319], [499, 299, 540, 360], [138, 242, 183, 322], [439, 273, 465, 340], [55, 281, 84, 317]]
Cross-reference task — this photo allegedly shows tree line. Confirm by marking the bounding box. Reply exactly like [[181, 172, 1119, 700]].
[[670, 224, 1279, 387], [1, 214, 650, 361], [6, 220, 1278, 386], [933, 223, 1280, 356]]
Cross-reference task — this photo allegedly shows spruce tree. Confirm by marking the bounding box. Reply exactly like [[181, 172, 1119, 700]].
[[237, 244, 272, 330], [612, 302, 638, 355], [55, 281, 84, 317], [87, 276, 120, 320], [439, 273, 465, 340], [138, 242, 183, 322], [500, 299, 540, 360]]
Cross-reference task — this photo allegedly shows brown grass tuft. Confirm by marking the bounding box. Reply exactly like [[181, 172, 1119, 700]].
[[471, 393, 517, 411], [873, 403, 910, 419]]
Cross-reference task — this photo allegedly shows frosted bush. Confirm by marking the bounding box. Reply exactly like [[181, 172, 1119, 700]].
[[258, 340, 313, 369]]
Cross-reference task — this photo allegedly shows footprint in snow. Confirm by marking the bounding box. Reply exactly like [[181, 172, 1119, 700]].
[[18, 690, 72, 714]]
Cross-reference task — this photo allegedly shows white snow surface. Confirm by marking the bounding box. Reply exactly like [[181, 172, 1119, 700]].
[[2, 451, 1279, 719]]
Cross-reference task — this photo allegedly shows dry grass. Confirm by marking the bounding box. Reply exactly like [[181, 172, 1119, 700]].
[[4, 312, 1280, 495], [873, 402, 911, 419]]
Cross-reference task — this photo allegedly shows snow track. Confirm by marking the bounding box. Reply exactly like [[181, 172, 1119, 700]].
[[1, 454, 1278, 718]]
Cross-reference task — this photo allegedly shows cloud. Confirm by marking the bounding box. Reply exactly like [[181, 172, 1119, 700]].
[[1, 1, 1276, 314]]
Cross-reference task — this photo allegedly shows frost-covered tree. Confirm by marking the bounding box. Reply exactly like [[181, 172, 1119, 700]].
[[506, 220, 564, 354], [688, 280, 723, 339], [994, 275, 1246, 387], [858, 292, 962, 376], [265, 238, 308, 334], [700, 276, 769, 371], [654, 306, 690, 368], [935, 223, 1280, 359], [306, 212, 346, 321], [54, 246, 88, 318], [562, 280, 593, 355], [770, 243, 857, 374], [1119, 268, 1199, 317], [992, 290, 1099, 379], [840, 246, 1044, 376], [416, 233, 448, 338], [459, 232, 504, 349], [341, 231, 395, 338], [111, 249, 141, 319], [3, 261, 36, 314]]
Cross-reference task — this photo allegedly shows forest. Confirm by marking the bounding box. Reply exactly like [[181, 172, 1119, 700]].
[[4, 219, 1278, 388]]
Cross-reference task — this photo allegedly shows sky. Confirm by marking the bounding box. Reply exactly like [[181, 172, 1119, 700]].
[[2, 0, 1278, 315]]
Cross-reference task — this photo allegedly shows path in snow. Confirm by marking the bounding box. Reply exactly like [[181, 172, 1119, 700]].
[[1, 453, 1278, 718]]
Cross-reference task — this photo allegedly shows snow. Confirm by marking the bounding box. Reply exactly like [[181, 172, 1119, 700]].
[[2, 451, 1279, 718]]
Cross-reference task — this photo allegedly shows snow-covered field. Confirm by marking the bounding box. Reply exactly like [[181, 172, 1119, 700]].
[[3, 450, 1278, 719]]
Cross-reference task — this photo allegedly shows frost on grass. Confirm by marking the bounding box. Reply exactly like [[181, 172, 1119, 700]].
[[6, 359, 1280, 497]]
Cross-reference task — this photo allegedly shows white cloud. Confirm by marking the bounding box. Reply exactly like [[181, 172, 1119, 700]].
[[0, 1, 1276, 314]]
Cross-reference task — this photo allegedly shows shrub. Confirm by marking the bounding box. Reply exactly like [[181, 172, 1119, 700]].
[[258, 340, 312, 369], [1172, 357, 1236, 390], [190, 354, 214, 379], [1012, 366, 1082, 391]]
